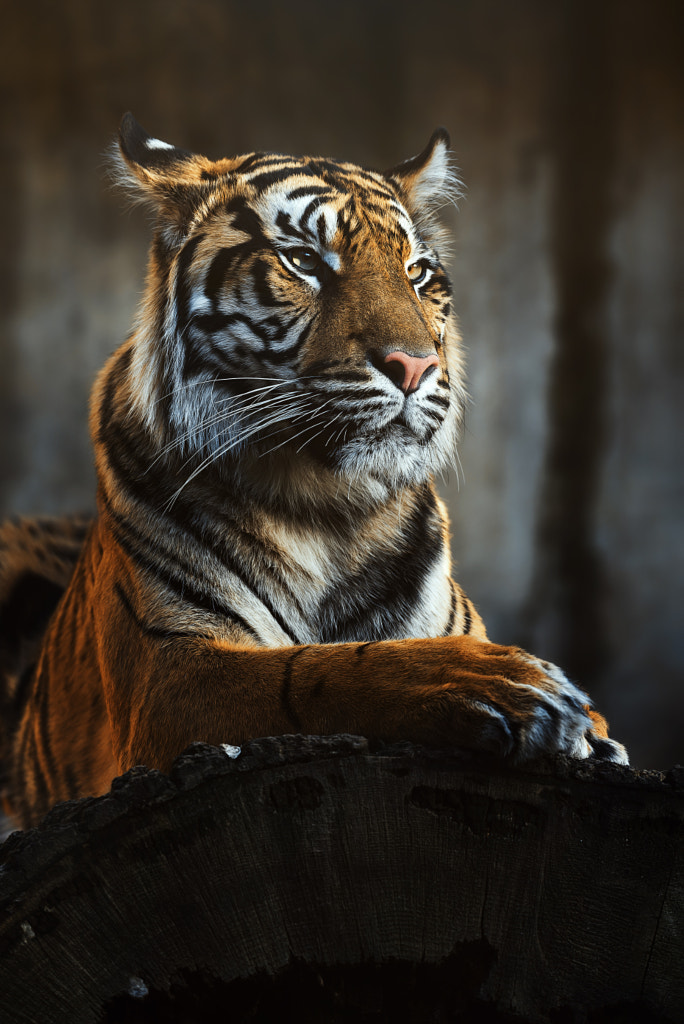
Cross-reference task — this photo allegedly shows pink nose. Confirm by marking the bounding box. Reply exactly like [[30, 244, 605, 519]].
[[384, 351, 440, 394]]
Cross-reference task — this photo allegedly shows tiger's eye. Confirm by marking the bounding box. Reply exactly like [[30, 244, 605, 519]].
[[406, 261, 428, 285], [289, 248, 321, 273]]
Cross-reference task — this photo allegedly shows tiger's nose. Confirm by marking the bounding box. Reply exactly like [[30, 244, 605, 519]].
[[382, 351, 440, 394]]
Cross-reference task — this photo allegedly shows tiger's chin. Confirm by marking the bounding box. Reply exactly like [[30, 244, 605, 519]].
[[327, 430, 453, 489]]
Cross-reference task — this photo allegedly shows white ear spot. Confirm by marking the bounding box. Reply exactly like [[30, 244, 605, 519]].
[[146, 137, 175, 151]]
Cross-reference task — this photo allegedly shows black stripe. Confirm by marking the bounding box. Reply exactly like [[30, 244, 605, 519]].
[[311, 676, 326, 699], [24, 722, 49, 821], [309, 161, 395, 199], [442, 580, 458, 637], [286, 185, 331, 201], [463, 598, 472, 636], [430, 270, 452, 297], [247, 166, 315, 192], [95, 341, 304, 646], [251, 258, 290, 308], [264, 315, 316, 365], [336, 207, 362, 244], [188, 309, 259, 341], [317, 486, 443, 642], [96, 344, 134, 445], [223, 196, 267, 241], [13, 714, 34, 820], [300, 195, 328, 228], [204, 242, 262, 306], [26, 516, 90, 539], [113, 582, 212, 641], [96, 358, 306, 635], [275, 210, 308, 242], [422, 413, 443, 432], [355, 641, 379, 657], [425, 393, 450, 410], [357, 386, 388, 399], [181, 341, 223, 382], [234, 153, 278, 174], [280, 646, 310, 730], [103, 505, 263, 644], [34, 664, 60, 806], [186, 310, 233, 336], [174, 233, 205, 335], [102, 488, 300, 645], [324, 370, 372, 385]]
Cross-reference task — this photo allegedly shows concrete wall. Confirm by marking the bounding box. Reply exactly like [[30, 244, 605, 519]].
[[1, 0, 682, 766]]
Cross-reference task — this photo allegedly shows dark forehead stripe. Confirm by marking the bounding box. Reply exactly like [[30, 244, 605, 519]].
[[300, 195, 328, 230], [244, 156, 398, 209], [336, 198, 363, 244], [223, 195, 266, 239], [246, 164, 318, 192], [234, 153, 288, 173], [314, 161, 398, 201], [275, 210, 309, 242], [286, 184, 332, 201]]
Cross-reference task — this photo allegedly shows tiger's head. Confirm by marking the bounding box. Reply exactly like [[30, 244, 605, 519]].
[[113, 114, 466, 498]]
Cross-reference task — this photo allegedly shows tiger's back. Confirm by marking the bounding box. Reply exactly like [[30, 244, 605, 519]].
[[1, 117, 626, 828]]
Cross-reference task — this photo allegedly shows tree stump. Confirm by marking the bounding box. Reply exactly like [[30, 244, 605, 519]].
[[0, 736, 681, 1023]]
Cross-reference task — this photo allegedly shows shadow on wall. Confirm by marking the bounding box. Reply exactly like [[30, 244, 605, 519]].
[[0, 0, 682, 768]]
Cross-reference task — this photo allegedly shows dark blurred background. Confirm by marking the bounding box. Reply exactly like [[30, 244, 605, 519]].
[[1, 0, 682, 767]]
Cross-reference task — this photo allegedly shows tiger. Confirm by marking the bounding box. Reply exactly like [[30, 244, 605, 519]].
[[0, 114, 627, 829]]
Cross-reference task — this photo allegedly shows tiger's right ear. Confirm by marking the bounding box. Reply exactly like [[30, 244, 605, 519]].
[[384, 129, 462, 248], [115, 114, 231, 240]]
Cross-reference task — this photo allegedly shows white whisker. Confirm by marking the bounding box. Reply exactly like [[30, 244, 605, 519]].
[[146, 390, 308, 469], [163, 401, 316, 509], [297, 409, 347, 454], [153, 373, 322, 406]]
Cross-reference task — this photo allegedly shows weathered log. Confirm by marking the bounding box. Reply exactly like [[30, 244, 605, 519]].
[[0, 736, 681, 1023]]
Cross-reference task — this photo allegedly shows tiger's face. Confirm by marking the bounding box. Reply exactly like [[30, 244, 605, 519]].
[[116, 116, 466, 494]]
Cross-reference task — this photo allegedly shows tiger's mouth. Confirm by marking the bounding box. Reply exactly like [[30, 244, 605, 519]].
[[368, 417, 437, 448], [274, 409, 436, 470]]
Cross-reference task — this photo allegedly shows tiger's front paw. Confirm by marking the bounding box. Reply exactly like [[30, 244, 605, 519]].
[[435, 639, 629, 765], [518, 653, 629, 764], [583, 703, 629, 766]]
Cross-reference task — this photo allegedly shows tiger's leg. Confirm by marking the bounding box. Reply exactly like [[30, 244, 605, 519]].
[[10, 597, 627, 827], [98, 631, 629, 778]]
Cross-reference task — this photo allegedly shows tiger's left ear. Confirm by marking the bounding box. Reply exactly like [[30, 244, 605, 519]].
[[385, 129, 461, 242]]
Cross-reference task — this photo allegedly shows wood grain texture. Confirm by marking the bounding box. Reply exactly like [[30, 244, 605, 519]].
[[0, 736, 681, 1023]]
